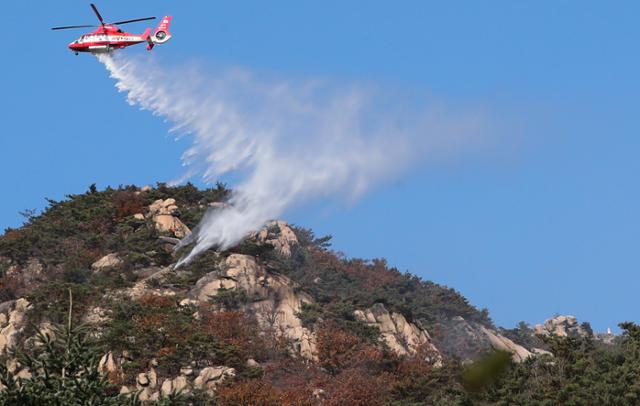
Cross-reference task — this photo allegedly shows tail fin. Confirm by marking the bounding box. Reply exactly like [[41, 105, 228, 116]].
[[151, 16, 172, 45]]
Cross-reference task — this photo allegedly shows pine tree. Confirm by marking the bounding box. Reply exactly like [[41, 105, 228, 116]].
[[0, 290, 140, 406]]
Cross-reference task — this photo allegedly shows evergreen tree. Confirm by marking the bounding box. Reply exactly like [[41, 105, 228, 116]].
[[0, 291, 139, 406]]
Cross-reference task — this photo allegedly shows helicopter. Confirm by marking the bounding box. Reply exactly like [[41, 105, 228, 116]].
[[52, 4, 172, 55]]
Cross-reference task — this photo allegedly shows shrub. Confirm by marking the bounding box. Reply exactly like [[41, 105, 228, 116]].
[[317, 323, 364, 375], [325, 368, 392, 406], [296, 302, 323, 328], [112, 190, 144, 220], [208, 288, 251, 310], [216, 379, 284, 406]]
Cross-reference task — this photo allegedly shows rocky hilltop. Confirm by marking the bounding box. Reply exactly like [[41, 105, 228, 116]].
[[0, 184, 636, 405]]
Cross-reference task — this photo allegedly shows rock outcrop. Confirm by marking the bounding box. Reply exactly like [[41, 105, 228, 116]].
[[193, 366, 236, 395], [0, 298, 31, 354], [91, 253, 123, 271], [447, 316, 533, 362], [98, 352, 119, 376], [191, 254, 317, 359], [126, 266, 177, 299], [6, 258, 44, 285], [161, 375, 190, 397], [107, 355, 209, 400], [97, 351, 127, 383], [136, 367, 159, 401], [534, 315, 591, 338], [354, 303, 441, 362], [148, 198, 191, 238], [254, 220, 298, 257], [120, 365, 233, 401], [479, 326, 533, 362]]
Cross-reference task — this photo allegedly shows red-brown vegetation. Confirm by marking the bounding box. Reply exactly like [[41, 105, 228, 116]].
[[112, 190, 144, 220], [317, 323, 361, 374], [217, 378, 316, 406], [324, 368, 392, 406]]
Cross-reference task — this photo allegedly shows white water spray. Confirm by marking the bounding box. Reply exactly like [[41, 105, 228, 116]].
[[98, 53, 485, 265]]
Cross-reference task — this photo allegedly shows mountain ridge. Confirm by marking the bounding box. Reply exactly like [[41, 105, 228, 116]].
[[0, 183, 636, 405]]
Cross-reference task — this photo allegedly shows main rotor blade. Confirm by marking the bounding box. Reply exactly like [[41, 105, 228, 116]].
[[91, 3, 105, 25], [111, 17, 156, 25], [51, 25, 96, 31]]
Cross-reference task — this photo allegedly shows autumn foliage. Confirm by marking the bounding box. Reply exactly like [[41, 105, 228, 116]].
[[217, 378, 315, 406], [112, 190, 144, 220], [325, 368, 392, 406], [317, 324, 361, 374]]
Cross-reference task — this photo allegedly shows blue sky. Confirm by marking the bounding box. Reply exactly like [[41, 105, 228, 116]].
[[2, 1, 639, 332]]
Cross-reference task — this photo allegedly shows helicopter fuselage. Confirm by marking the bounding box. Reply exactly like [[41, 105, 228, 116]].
[[68, 25, 150, 54], [52, 4, 172, 55]]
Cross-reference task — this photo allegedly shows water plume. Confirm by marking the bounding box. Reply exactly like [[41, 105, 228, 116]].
[[98, 53, 485, 265]]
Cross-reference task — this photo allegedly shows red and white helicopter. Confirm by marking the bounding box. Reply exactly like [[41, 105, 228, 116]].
[[52, 4, 172, 55]]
